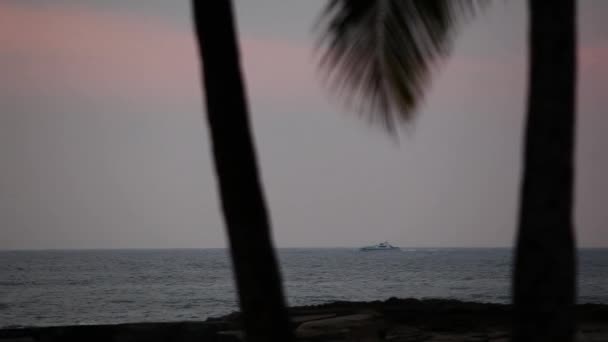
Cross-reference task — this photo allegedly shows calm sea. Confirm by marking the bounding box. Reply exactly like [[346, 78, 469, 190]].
[[1, 248, 607, 328]]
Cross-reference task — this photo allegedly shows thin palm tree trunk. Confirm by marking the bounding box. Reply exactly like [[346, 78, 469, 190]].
[[513, 0, 577, 341], [191, 1, 293, 341]]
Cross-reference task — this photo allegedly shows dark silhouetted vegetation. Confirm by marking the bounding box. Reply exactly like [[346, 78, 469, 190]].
[[513, 1, 577, 341], [188, 0, 578, 340], [191, 1, 293, 341], [316, 0, 577, 341]]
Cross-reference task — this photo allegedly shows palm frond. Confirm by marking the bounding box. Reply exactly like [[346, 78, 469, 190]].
[[317, 0, 484, 133]]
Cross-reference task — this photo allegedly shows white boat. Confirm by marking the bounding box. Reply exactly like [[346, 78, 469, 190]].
[[360, 241, 400, 251]]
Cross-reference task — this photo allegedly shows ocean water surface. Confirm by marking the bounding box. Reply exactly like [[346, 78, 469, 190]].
[[1, 248, 607, 327]]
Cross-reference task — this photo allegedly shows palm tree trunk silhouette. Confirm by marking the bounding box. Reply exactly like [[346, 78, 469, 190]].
[[513, 0, 577, 341], [191, 1, 293, 341]]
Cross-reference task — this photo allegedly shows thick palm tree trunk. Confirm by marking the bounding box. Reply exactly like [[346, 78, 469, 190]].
[[191, 1, 293, 341], [513, 0, 577, 341]]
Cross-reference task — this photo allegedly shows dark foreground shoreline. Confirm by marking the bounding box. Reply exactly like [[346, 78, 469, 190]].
[[2, 298, 607, 341]]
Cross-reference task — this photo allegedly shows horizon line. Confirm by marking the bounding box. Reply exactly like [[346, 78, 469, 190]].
[[1, 246, 607, 251]]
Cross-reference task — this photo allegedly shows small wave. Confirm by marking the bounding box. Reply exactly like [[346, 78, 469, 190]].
[[75, 321, 104, 326], [0, 302, 9, 310], [1, 324, 26, 329], [0, 281, 26, 286], [66, 280, 92, 286], [109, 299, 135, 304]]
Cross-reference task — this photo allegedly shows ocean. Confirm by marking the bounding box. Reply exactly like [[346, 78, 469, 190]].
[[1, 248, 607, 328]]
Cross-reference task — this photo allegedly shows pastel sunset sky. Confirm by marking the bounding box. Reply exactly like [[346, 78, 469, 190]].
[[1, 1, 607, 248]]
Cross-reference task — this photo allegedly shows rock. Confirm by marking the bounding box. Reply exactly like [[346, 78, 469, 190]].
[[217, 330, 244, 341], [463, 335, 488, 342], [296, 313, 377, 339], [385, 326, 431, 341], [576, 331, 589, 342], [488, 332, 509, 340], [292, 313, 337, 324]]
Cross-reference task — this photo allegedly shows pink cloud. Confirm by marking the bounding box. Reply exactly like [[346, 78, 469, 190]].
[[429, 43, 608, 110], [580, 45, 608, 74], [241, 39, 320, 106], [1, 2, 605, 111], [0, 2, 318, 106]]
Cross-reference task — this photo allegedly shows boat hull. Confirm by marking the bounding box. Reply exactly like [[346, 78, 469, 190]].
[[359, 247, 400, 251]]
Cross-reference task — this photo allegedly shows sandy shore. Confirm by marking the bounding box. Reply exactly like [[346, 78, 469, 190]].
[[2, 298, 607, 341]]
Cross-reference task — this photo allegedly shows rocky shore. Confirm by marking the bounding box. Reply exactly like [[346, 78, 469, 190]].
[[2, 298, 607, 341]]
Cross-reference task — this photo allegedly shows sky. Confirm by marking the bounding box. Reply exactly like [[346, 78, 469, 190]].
[[0, 1, 607, 249]]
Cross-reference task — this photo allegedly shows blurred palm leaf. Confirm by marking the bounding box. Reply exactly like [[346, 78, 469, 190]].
[[317, 0, 484, 132]]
